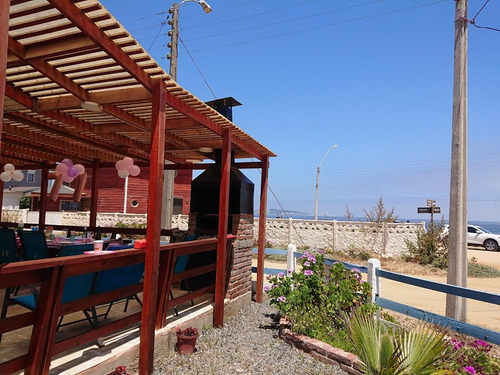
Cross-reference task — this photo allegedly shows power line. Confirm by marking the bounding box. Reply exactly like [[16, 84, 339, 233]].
[[467, 0, 500, 32], [178, 35, 217, 99], [181, 0, 326, 30], [184, 0, 449, 53], [183, 0, 388, 42]]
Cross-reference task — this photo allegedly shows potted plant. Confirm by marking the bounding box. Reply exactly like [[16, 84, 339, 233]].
[[175, 326, 199, 355]]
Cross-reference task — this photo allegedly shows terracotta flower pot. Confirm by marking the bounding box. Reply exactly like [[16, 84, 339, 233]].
[[176, 332, 198, 355]]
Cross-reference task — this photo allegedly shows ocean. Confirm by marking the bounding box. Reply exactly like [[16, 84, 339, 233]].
[[265, 214, 500, 235]]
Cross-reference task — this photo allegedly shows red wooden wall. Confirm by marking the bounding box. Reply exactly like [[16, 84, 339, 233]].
[[79, 168, 192, 215]]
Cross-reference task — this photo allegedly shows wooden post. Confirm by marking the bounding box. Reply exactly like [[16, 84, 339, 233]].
[[139, 80, 165, 374], [38, 162, 49, 230], [255, 155, 269, 303], [0, 0, 8, 146], [446, 0, 468, 321], [0, 1, 8, 217], [89, 159, 99, 228], [214, 129, 231, 327]]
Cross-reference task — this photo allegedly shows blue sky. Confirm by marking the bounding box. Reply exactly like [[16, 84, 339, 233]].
[[101, 0, 500, 222]]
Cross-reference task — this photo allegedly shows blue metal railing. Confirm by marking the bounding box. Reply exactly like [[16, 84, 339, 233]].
[[252, 247, 500, 345]]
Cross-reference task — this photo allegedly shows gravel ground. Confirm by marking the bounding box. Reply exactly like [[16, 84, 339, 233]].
[[152, 300, 349, 375]]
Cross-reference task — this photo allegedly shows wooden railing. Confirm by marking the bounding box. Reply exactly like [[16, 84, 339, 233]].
[[0, 222, 178, 238], [0, 236, 234, 374]]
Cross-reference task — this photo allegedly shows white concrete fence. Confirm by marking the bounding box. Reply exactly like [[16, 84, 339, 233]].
[[254, 218, 425, 257], [2, 210, 424, 257]]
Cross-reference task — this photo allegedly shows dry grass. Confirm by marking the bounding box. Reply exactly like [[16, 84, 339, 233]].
[[325, 252, 448, 277]]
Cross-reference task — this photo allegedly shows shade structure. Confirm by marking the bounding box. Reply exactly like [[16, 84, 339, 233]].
[[2, 0, 275, 168], [1, 1, 274, 374]]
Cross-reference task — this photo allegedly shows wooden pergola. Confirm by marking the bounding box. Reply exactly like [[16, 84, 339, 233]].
[[0, 1, 275, 374]]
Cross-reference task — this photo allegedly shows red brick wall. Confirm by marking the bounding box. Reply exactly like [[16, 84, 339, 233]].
[[227, 214, 254, 299]]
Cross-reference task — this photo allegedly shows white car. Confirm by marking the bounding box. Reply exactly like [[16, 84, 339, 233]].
[[467, 225, 500, 251], [443, 225, 500, 251]]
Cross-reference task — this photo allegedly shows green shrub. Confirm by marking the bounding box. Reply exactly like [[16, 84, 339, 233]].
[[405, 221, 448, 269], [265, 251, 375, 352]]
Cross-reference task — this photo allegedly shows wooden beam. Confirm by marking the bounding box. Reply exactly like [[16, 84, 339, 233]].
[[101, 104, 193, 150], [5, 85, 149, 161], [214, 129, 231, 327], [40, 110, 150, 155], [3, 123, 113, 162], [2, 138, 60, 164], [4, 83, 36, 108], [8, 36, 90, 101], [163, 93, 264, 160], [0, 0, 9, 156], [165, 118, 199, 129], [256, 155, 269, 303], [6, 35, 95, 63], [162, 161, 262, 170], [48, 0, 155, 92], [140, 80, 166, 375], [36, 87, 152, 111], [101, 104, 151, 132]]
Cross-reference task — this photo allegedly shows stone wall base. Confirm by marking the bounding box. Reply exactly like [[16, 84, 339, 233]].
[[279, 317, 363, 375]]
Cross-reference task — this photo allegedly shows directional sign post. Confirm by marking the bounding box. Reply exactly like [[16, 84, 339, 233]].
[[417, 200, 440, 226]]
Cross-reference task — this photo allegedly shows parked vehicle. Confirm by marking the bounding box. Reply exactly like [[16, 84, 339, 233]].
[[443, 224, 500, 251]]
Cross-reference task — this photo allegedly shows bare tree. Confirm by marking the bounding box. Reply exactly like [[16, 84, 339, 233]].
[[364, 197, 398, 223], [344, 205, 355, 221]]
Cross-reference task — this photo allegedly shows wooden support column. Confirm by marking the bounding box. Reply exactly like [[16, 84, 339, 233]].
[[139, 80, 165, 375], [256, 155, 269, 303], [0, 0, 8, 145], [0, 1, 8, 219], [214, 129, 231, 327], [38, 162, 49, 230], [89, 160, 100, 228]]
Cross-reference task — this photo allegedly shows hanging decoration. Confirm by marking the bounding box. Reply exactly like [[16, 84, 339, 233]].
[[115, 157, 141, 178], [55, 158, 85, 183], [0, 164, 24, 182]]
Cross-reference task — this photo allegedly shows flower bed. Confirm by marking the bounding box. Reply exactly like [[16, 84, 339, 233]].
[[279, 317, 363, 375]]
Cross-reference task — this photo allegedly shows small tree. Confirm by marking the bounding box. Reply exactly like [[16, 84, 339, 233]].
[[405, 219, 449, 269], [19, 196, 31, 209], [344, 205, 355, 221], [364, 197, 398, 223]]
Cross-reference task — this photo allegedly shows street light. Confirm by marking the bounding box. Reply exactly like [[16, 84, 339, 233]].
[[314, 145, 338, 220], [162, 0, 212, 231], [167, 0, 212, 80]]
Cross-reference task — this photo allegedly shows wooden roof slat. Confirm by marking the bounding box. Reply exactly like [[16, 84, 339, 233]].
[[3, 0, 275, 171]]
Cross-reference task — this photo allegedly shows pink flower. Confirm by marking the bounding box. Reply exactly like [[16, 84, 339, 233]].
[[304, 270, 313, 276], [264, 286, 270, 292], [276, 296, 286, 302], [304, 261, 310, 267], [463, 366, 477, 374]]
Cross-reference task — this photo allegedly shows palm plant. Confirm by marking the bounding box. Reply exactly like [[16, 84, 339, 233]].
[[348, 312, 451, 375]]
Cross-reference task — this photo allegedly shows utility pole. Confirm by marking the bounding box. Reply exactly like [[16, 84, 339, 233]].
[[161, 1, 211, 233], [314, 145, 338, 220], [446, 0, 468, 321]]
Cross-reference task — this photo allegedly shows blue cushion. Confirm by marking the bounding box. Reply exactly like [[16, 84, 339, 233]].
[[11, 294, 36, 310]]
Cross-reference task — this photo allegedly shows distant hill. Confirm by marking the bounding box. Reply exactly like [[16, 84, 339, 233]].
[[267, 208, 310, 218]]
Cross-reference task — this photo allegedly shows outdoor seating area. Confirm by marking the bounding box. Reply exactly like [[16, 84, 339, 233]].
[[1, 1, 275, 374]]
